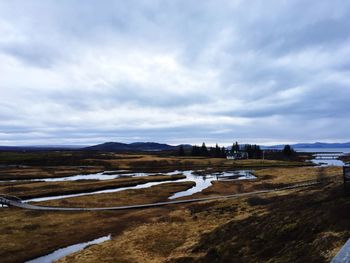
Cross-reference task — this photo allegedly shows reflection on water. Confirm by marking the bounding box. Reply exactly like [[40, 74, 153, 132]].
[[296, 148, 350, 153], [311, 159, 345, 167], [169, 170, 256, 199], [0, 170, 157, 183], [25, 177, 183, 203], [26, 235, 111, 263], [24, 170, 256, 203], [311, 153, 345, 167]]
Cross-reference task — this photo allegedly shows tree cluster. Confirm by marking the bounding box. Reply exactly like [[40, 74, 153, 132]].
[[243, 144, 263, 159], [282, 145, 295, 157], [178, 145, 185, 156], [183, 141, 265, 159], [230, 141, 240, 153], [190, 143, 226, 158]]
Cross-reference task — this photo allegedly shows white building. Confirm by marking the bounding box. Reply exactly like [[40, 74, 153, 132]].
[[226, 151, 248, 160]]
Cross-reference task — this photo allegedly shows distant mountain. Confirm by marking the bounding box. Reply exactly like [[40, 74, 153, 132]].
[[84, 142, 188, 152], [263, 142, 350, 150], [129, 142, 182, 151], [0, 142, 191, 152], [0, 145, 87, 151]]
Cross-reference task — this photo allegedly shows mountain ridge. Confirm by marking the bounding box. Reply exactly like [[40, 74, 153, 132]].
[[83, 141, 191, 152], [1, 141, 350, 152]]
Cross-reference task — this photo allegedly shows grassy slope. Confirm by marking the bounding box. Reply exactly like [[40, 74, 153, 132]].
[[186, 181, 349, 263], [0, 182, 195, 263], [0, 153, 344, 263], [58, 180, 349, 263]]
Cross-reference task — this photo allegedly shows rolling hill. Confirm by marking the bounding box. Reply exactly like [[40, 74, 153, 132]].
[[83, 142, 188, 152]]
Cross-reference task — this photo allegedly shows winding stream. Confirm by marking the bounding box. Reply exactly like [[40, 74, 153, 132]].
[[8, 154, 348, 262], [25, 235, 111, 263], [4, 152, 347, 205], [0, 170, 157, 183], [23, 170, 256, 203], [169, 170, 255, 199]]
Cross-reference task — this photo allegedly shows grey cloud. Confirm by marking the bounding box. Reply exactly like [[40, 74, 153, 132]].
[[0, 0, 350, 145]]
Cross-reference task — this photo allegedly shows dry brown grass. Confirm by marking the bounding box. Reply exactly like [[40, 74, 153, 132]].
[[57, 180, 349, 263], [0, 155, 306, 181], [0, 153, 344, 263], [165, 166, 343, 200], [39, 181, 195, 208], [0, 182, 195, 263], [0, 174, 185, 199], [56, 201, 242, 263], [254, 166, 341, 183], [99, 155, 307, 171], [0, 166, 104, 180]]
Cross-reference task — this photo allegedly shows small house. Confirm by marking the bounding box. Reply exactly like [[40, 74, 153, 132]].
[[226, 151, 248, 160]]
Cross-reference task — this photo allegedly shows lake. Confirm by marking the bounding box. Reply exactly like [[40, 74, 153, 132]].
[[295, 148, 350, 153]]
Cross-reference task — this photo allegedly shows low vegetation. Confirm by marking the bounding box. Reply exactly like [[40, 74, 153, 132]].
[[0, 166, 104, 180], [0, 174, 185, 200], [0, 151, 345, 263], [56, 180, 349, 263], [0, 182, 194, 263]]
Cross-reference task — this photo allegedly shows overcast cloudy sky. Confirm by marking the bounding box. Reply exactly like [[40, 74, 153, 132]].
[[1, 0, 350, 146]]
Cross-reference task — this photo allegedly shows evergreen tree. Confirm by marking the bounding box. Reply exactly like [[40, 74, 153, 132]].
[[215, 143, 221, 157], [191, 145, 201, 156], [230, 142, 235, 153], [178, 145, 185, 156], [221, 146, 227, 158], [254, 144, 262, 158], [244, 144, 262, 159], [191, 143, 227, 158], [208, 146, 215, 157], [200, 142, 208, 156], [282, 145, 295, 157], [230, 141, 240, 153]]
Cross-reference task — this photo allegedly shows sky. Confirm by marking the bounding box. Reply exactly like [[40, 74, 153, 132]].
[[1, 0, 350, 146]]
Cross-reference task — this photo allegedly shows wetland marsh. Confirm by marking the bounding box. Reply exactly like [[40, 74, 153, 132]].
[[0, 151, 345, 263]]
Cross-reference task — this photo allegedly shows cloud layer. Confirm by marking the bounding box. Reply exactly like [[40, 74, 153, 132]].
[[1, 0, 350, 145]]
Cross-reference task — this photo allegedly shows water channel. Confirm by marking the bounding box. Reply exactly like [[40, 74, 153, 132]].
[[23, 170, 256, 203], [25, 235, 111, 263]]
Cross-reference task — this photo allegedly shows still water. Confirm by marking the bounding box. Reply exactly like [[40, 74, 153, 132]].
[[24, 170, 256, 203], [0, 170, 156, 183], [296, 148, 350, 153], [26, 235, 111, 263], [169, 170, 255, 199], [311, 153, 345, 167]]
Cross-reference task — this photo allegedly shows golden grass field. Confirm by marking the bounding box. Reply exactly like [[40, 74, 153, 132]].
[[0, 174, 185, 200], [0, 153, 346, 263]]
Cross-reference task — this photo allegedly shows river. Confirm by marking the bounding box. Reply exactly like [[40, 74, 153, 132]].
[[23, 170, 256, 203]]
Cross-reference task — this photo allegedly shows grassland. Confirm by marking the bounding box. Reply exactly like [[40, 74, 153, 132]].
[[56, 180, 349, 263], [0, 152, 346, 263], [102, 155, 311, 171], [0, 174, 185, 200], [0, 151, 311, 172], [0, 166, 104, 180], [0, 182, 195, 263]]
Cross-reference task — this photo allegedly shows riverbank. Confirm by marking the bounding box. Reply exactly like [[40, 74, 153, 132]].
[[56, 179, 348, 263], [0, 182, 194, 263], [0, 153, 311, 181], [0, 152, 344, 263], [0, 166, 104, 180], [0, 174, 185, 200]]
